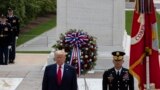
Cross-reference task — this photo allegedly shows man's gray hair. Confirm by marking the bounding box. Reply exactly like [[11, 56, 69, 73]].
[[54, 49, 67, 56]]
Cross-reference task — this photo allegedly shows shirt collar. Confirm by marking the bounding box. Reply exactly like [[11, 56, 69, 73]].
[[57, 64, 64, 69], [114, 67, 122, 73], [8, 15, 13, 17]]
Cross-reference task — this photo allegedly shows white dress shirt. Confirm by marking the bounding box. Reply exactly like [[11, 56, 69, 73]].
[[115, 68, 122, 75], [57, 64, 64, 78]]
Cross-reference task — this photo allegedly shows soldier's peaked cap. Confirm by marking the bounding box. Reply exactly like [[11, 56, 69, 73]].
[[8, 7, 13, 11], [112, 51, 125, 61]]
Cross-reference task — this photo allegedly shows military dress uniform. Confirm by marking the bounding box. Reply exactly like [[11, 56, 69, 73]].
[[103, 67, 134, 90], [0, 19, 12, 65], [7, 8, 20, 63], [102, 51, 134, 90]]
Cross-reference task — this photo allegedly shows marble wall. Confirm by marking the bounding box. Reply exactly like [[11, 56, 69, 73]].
[[57, 0, 126, 53]]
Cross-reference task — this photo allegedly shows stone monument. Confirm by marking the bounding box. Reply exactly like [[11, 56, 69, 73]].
[[57, 0, 126, 52], [54, 0, 127, 70]]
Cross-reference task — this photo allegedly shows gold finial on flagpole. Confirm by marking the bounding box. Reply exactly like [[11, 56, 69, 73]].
[[145, 47, 152, 56]]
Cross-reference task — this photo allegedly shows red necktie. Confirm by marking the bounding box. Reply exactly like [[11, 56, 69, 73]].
[[57, 65, 62, 85]]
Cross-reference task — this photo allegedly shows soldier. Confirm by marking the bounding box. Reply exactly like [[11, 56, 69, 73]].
[[0, 14, 12, 65], [102, 51, 134, 90], [7, 7, 20, 63]]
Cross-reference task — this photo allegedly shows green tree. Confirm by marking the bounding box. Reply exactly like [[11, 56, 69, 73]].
[[0, 0, 57, 26]]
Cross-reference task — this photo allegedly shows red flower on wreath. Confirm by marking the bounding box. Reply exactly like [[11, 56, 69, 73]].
[[53, 29, 97, 75]]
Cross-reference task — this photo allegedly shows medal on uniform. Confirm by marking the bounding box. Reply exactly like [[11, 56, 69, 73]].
[[108, 74, 114, 83], [13, 20, 16, 23], [123, 71, 129, 81], [0, 34, 3, 37], [5, 27, 8, 31]]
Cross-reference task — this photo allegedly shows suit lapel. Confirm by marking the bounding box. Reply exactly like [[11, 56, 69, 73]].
[[53, 64, 58, 85], [120, 68, 127, 77], [61, 64, 67, 85], [119, 68, 123, 77], [111, 68, 116, 77]]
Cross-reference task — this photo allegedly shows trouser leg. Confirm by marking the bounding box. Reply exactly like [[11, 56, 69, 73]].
[[9, 38, 16, 63], [0, 47, 3, 64], [3, 47, 9, 65], [9, 43, 15, 62]]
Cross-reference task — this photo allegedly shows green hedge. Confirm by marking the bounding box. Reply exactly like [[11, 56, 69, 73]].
[[0, 0, 56, 26]]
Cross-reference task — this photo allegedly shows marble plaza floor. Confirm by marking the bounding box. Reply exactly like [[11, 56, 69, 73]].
[[0, 54, 47, 90], [0, 77, 103, 90], [0, 53, 105, 90], [0, 53, 139, 90], [0, 78, 23, 90]]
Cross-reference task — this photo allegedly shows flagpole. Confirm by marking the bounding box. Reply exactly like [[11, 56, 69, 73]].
[[145, 47, 151, 90], [144, 0, 152, 89], [146, 56, 150, 90]]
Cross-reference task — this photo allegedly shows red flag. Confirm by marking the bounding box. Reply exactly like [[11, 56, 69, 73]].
[[129, 0, 160, 89]]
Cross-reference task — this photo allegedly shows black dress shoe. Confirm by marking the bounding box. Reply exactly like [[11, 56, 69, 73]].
[[9, 60, 15, 64], [0, 63, 7, 65], [4, 63, 8, 65], [0, 63, 4, 65]]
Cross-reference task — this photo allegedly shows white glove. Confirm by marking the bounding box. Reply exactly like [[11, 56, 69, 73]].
[[8, 46, 12, 49], [16, 36, 18, 39]]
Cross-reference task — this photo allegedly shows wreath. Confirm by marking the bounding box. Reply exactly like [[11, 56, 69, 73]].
[[53, 29, 97, 75]]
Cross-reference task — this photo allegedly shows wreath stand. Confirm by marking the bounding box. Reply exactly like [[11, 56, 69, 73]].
[[84, 74, 89, 90]]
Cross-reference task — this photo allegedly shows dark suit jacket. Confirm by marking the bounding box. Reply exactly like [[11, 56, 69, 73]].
[[103, 67, 134, 90], [42, 64, 78, 90]]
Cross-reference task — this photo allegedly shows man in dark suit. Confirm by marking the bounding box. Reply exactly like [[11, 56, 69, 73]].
[[102, 51, 134, 90], [42, 50, 78, 90]]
